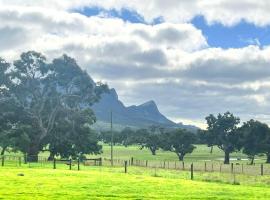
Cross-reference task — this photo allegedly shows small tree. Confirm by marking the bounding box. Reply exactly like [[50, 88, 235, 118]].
[[205, 112, 241, 164], [161, 129, 196, 161], [136, 127, 162, 156], [239, 120, 269, 164], [120, 127, 136, 147]]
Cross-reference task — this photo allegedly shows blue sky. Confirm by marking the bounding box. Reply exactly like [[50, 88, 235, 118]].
[[79, 7, 270, 49]]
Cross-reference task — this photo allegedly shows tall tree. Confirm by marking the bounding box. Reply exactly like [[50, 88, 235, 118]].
[[205, 112, 241, 164], [5, 51, 106, 161], [161, 129, 196, 161], [239, 120, 269, 164]]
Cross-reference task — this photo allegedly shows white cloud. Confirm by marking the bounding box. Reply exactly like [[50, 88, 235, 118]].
[[1, 0, 270, 26], [1, 2, 270, 128]]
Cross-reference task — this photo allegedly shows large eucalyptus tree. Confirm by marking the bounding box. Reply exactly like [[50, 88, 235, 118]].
[[4, 51, 106, 161]]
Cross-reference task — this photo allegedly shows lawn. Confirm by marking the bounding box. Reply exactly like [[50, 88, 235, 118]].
[[1, 167, 270, 199]]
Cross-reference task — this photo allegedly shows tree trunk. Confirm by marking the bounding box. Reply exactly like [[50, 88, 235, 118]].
[[0, 146, 7, 155], [210, 146, 213, 154], [27, 144, 40, 162], [250, 156, 255, 165], [48, 152, 55, 161], [150, 147, 156, 155], [224, 151, 230, 164], [266, 153, 270, 163], [178, 153, 184, 161]]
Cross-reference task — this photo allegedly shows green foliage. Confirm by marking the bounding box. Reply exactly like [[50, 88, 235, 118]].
[[239, 120, 269, 164], [161, 129, 196, 161], [0, 51, 107, 160], [205, 112, 241, 164], [136, 126, 164, 155]]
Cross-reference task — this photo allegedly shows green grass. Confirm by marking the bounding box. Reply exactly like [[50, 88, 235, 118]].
[[96, 144, 265, 163], [1, 166, 270, 199]]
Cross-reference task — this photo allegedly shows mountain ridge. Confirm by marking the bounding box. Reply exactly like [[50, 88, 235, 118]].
[[92, 88, 198, 132]]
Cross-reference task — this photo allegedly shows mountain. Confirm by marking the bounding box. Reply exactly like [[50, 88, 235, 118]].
[[91, 88, 198, 132]]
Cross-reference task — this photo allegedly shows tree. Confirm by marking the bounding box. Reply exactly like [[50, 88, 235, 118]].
[[161, 129, 196, 161], [239, 120, 269, 164], [136, 126, 164, 155], [46, 108, 102, 160], [205, 112, 241, 164], [4, 51, 106, 161], [120, 127, 136, 147]]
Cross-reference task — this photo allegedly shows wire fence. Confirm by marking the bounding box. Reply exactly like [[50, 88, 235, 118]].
[[1, 155, 270, 177]]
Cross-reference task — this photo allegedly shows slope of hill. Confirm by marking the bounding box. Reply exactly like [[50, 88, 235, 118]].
[[92, 89, 198, 131]]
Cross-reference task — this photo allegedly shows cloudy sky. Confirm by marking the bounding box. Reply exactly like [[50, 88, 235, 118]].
[[1, 0, 270, 128]]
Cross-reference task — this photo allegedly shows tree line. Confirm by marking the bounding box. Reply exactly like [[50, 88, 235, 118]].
[[100, 112, 270, 164]]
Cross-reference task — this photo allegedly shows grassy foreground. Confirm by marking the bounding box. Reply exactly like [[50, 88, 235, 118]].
[[1, 167, 270, 199]]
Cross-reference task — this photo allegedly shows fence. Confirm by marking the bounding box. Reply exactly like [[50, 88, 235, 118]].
[[104, 157, 270, 176], [2, 155, 270, 177], [0, 155, 102, 170]]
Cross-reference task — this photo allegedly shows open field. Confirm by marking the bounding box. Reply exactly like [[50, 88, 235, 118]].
[[97, 144, 266, 163], [1, 166, 270, 199], [4, 144, 266, 163]]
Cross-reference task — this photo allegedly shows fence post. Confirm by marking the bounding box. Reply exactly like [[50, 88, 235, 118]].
[[182, 162, 185, 170], [1, 156, 4, 167], [205, 162, 207, 172], [231, 163, 234, 174], [220, 164, 222, 173], [78, 159, 80, 171], [69, 159, 72, 170], [261, 164, 264, 176], [53, 158, 56, 169], [124, 161, 127, 173], [211, 163, 214, 172], [191, 163, 194, 180], [163, 161, 165, 168], [241, 164, 244, 173], [19, 157, 21, 167], [146, 160, 148, 167], [131, 157, 133, 166]]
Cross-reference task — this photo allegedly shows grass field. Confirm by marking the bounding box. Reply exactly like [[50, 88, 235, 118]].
[[96, 144, 265, 163], [1, 166, 270, 199]]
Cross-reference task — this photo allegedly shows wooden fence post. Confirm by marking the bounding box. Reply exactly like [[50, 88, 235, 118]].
[[182, 162, 185, 170], [69, 159, 72, 170], [205, 162, 207, 172], [77, 159, 80, 171], [19, 157, 21, 167], [191, 163, 194, 180], [146, 160, 148, 167], [163, 161, 166, 169], [231, 163, 234, 174], [1, 156, 4, 167], [241, 164, 244, 173], [53, 158, 56, 169], [211, 163, 214, 172], [131, 157, 133, 166], [124, 161, 127, 173], [261, 164, 264, 176]]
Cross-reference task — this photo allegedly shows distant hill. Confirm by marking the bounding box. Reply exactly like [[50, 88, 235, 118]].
[[91, 89, 198, 132]]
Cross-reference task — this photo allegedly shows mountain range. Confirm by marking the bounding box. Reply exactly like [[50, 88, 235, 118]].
[[91, 88, 198, 132]]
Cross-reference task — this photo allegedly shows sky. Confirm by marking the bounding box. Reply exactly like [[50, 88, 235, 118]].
[[1, 0, 270, 128]]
